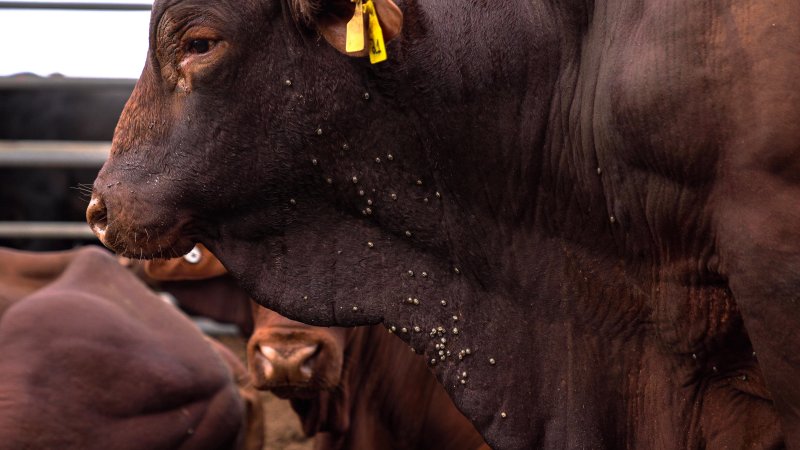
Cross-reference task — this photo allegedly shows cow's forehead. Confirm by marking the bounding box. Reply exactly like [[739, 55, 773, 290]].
[[151, 0, 209, 15], [151, 0, 263, 19], [147, 0, 274, 50]]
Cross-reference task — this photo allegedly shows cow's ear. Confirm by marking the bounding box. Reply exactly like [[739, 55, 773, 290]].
[[294, 0, 403, 57]]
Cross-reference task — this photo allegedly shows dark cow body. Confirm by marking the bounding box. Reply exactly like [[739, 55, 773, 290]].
[[0, 246, 259, 449], [88, 0, 800, 448]]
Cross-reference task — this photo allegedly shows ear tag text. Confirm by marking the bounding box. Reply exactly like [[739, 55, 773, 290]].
[[363, 0, 388, 63]]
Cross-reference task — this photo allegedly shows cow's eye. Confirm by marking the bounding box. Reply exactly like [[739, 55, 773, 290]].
[[188, 39, 212, 54]]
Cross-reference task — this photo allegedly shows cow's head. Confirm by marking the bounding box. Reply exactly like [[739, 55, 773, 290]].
[[86, 0, 404, 261], [140, 245, 346, 399], [247, 304, 346, 398]]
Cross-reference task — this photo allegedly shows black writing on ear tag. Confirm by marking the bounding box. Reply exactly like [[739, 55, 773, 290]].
[[364, 0, 387, 63]]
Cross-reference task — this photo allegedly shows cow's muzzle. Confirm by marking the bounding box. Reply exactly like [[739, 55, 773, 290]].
[[86, 187, 195, 259], [249, 332, 342, 397]]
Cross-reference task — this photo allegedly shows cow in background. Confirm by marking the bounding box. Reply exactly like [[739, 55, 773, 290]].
[[0, 74, 132, 141], [130, 246, 254, 335], [145, 245, 489, 450], [249, 307, 490, 450], [0, 245, 264, 450]]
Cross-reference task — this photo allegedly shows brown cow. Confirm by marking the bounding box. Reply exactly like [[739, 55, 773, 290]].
[[125, 247, 254, 335], [0, 246, 263, 450], [86, 0, 800, 447], [249, 307, 489, 450], [145, 246, 489, 450]]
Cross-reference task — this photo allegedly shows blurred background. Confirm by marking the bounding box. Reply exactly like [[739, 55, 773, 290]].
[[0, 0, 149, 251]]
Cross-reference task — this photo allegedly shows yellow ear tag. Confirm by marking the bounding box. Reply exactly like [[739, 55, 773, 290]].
[[363, 0, 388, 64], [345, 0, 365, 53]]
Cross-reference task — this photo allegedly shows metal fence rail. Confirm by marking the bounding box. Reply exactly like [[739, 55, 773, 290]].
[[0, 140, 109, 167], [0, 141, 106, 239], [0, 222, 96, 239], [0, 76, 136, 90], [0, 141, 107, 239]]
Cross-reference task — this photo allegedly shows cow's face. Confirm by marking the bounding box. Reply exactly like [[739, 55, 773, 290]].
[[87, 0, 295, 258], [87, 0, 404, 260], [247, 304, 346, 397]]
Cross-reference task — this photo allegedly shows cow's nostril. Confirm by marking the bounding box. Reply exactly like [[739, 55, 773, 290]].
[[259, 344, 278, 361], [298, 344, 320, 379], [299, 359, 314, 379], [86, 196, 109, 236], [258, 343, 320, 383]]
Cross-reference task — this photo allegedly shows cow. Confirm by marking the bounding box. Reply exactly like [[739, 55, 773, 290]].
[[125, 248, 254, 335], [0, 246, 263, 450], [249, 306, 490, 450], [144, 245, 488, 450], [86, 0, 800, 448]]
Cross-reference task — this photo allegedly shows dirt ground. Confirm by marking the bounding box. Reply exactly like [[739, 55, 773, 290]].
[[215, 335, 314, 450], [258, 391, 315, 450]]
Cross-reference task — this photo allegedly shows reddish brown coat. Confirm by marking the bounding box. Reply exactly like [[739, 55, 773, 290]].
[[249, 307, 489, 450], [0, 246, 263, 450], [145, 247, 488, 450]]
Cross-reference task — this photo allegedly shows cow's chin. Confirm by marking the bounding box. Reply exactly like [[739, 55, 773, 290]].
[[97, 227, 195, 260], [269, 387, 323, 400], [91, 217, 195, 260]]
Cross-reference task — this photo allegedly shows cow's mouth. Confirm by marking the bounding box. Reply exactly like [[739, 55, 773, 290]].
[[87, 194, 195, 259], [269, 386, 322, 400]]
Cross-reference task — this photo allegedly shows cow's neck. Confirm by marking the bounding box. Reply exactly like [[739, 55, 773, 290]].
[[216, 217, 661, 447]]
